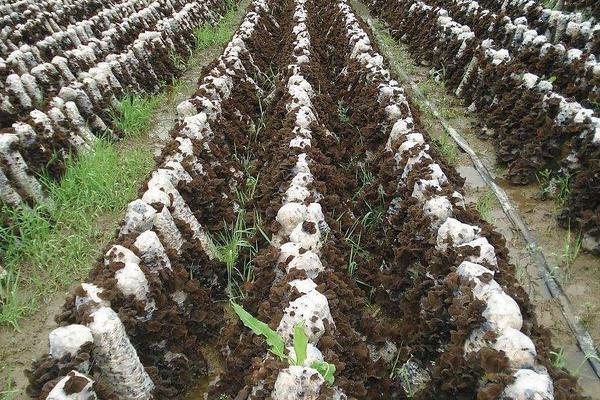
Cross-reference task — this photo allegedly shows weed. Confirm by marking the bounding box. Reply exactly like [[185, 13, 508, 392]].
[[558, 226, 582, 283], [579, 303, 597, 330], [353, 163, 375, 200], [536, 169, 553, 199], [526, 243, 542, 259], [0, 140, 153, 328], [370, 19, 419, 76], [475, 190, 496, 222], [555, 172, 572, 206], [493, 165, 508, 177], [256, 63, 279, 92], [167, 77, 187, 102], [168, 50, 187, 71], [224, 0, 236, 11], [389, 350, 401, 379], [547, 264, 562, 282], [0, 367, 20, 400], [357, 163, 375, 187], [347, 234, 361, 276], [551, 348, 567, 369], [194, 4, 240, 50], [372, 19, 396, 48], [236, 175, 259, 208], [344, 221, 368, 277], [361, 201, 384, 231], [439, 61, 447, 82], [109, 94, 163, 138], [536, 169, 572, 206], [540, 0, 562, 9], [337, 100, 350, 124], [514, 260, 527, 285], [417, 78, 460, 121], [0, 269, 30, 330], [195, 24, 226, 50], [377, 184, 386, 202], [574, 353, 600, 376], [390, 353, 415, 398], [231, 302, 336, 384], [249, 97, 267, 143], [432, 130, 459, 165], [207, 211, 256, 299], [438, 106, 460, 121]]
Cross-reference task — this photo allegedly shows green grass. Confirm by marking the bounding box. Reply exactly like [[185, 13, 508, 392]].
[[551, 348, 567, 369], [236, 175, 259, 208], [372, 19, 395, 48], [361, 201, 385, 231], [417, 80, 460, 120], [558, 227, 582, 283], [343, 221, 368, 277], [536, 169, 572, 207], [110, 94, 164, 138], [206, 211, 257, 299], [389, 353, 415, 398], [432, 130, 459, 165], [0, 140, 154, 329], [0, 0, 244, 331], [370, 19, 419, 76], [475, 190, 497, 223], [194, 2, 241, 50], [169, 50, 188, 71], [353, 163, 375, 200], [540, 0, 558, 7], [167, 76, 188, 102], [555, 173, 572, 207]]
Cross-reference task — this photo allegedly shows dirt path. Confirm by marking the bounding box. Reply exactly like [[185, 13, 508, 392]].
[[350, 0, 600, 397], [0, 10, 244, 395]]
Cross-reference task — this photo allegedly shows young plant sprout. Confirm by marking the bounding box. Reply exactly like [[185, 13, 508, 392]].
[[231, 302, 336, 384]]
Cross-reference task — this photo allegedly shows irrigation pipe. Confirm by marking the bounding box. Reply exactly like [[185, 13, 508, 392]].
[[361, 11, 600, 380]]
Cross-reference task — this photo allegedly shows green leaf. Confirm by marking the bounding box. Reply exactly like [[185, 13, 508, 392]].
[[311, 361, 336, 385], [231, 302, 286, 360], [292, 323, 308, 366]]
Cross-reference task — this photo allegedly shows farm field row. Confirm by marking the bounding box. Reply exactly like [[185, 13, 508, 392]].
[[15, 0, 590, 399], [366, 0, 600, 257]]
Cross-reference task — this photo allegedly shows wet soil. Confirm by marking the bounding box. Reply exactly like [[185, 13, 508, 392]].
[[349, 0, 600, 396]]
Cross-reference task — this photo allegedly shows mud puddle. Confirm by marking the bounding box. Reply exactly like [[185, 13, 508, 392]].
[[351, 0, 600, 397], [182, 345, 224, 400]]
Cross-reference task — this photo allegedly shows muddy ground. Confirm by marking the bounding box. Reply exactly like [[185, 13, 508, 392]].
[[349, 0, 600, 397]]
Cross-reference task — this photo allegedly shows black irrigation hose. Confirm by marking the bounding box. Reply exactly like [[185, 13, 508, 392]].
[[356, 3, 600, 381]]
